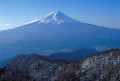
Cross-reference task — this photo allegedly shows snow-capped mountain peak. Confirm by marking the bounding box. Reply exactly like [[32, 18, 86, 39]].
[[35, 11, 79, 24]]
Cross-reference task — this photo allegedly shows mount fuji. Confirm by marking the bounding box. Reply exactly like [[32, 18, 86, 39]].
[[0, 11, 120, 61], [35, 11, 79, 24]]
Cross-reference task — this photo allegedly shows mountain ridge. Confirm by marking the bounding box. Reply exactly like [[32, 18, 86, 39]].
[[0, 49, 120, 81]]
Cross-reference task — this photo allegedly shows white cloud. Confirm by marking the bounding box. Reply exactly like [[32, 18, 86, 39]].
[[5, 23, 11, 26], [29, 19, 38, 23], [23, 19, 39, 25]]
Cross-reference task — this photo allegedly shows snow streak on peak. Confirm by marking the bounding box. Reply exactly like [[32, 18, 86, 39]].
[[29, 11, 79, 25]]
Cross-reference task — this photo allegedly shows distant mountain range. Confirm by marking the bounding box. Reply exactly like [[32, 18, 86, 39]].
[[0, 49, 98, 68], [46, 48, 98, 61], [0, 11, 120, 61], [0, 49, 120, 81]]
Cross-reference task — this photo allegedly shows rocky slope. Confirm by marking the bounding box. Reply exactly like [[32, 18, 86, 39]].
[[0, 49, 120, 81]]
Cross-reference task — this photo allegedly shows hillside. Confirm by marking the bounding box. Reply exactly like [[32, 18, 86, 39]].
[[0, 49, 120, 81]]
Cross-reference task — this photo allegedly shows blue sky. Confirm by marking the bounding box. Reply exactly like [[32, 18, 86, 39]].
[[0, 0, 120, 30]]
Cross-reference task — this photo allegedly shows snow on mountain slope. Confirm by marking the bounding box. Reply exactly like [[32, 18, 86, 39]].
[[29, 11, 79, 24]]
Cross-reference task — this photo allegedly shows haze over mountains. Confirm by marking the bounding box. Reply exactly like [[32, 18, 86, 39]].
[[0, 11, 120, 61]]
